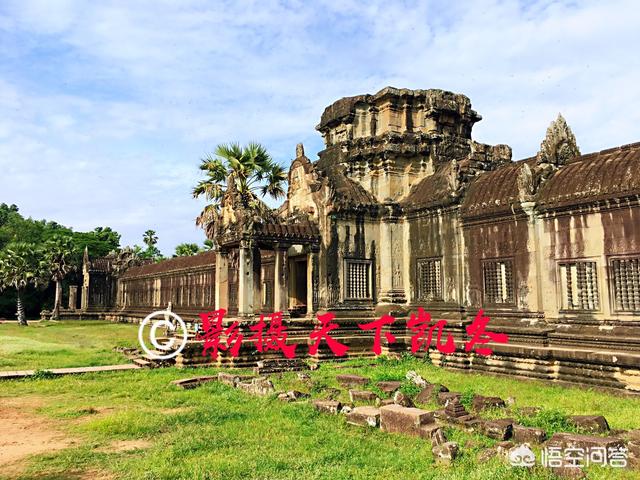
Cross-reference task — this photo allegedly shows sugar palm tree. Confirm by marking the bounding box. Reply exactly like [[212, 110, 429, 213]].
[[0, 242, 44, 325], [42, 235, 76, 320], [193, 142, 287, 235], [143, 230, 158, 249]]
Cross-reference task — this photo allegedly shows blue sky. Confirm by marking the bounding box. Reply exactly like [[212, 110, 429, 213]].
[[1, 0, 639, 255]]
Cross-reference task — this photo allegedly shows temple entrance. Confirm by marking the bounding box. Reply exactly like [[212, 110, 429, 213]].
[[288, 256, 307, 316]]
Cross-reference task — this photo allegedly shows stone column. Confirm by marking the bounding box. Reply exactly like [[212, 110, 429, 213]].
[[214, 249, 229, 311], [379, 219, 394, 302], [80, 275, 89, 311], [306, 250, 316, 316], [379, 215, 406, 303], [237, 241, 254, 317], [522, 201, 543, 313], [273, 246, 289, 316], [68, 286, 78, 311], [252, 246, 262, 314]]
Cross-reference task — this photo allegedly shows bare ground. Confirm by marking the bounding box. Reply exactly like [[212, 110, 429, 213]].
[[0, 398, 115, 479]]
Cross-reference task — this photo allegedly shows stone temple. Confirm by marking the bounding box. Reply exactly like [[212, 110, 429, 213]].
[[67, 87, 640, 392]]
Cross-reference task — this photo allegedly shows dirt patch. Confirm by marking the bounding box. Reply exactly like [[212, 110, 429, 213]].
[[0, 403, 75, 476], [98, 439, 152, 453]]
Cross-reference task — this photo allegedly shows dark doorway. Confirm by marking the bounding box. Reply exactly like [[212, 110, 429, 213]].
[[289, 257, 307, 316]]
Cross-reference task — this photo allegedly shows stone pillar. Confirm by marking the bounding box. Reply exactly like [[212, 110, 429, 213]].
[[274, 246, 289, 316], [214, 249, 229, 311], [379, 215, 406, 303], [68, 286, 78, 311], [80, 275, 89, 311], [522, 201, 543, 313], [306, 250, 316, 316], [238, 241, 254, 317], [252, 246, 262, 314]]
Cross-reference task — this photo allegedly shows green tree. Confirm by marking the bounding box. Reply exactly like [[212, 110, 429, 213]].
[[203, 239, 215, 251], [140, 230, 162, 261], [0, 242, 45, 325], [174, 243, 201, 257], [143, 229, 158, 249], [72, 227, 121, 258], [42, 236, 77, 320], [193, 142, 287, 234]]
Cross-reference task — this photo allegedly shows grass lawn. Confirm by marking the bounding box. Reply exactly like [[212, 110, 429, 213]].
[[0, 321, 639, 479], [0, 320, 139, 371]]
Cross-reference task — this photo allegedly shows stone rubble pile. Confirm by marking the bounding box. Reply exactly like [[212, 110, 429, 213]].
[[171, 369, 636, 473]]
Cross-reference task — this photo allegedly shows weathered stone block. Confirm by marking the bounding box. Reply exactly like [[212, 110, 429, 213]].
[[512, 425, 546, 444], [406, 370, 428, 388], [472, 395, 506, 412], [444, 397, 468, 419], [349, 389, 379, 404], [170, 375, 217, 389], [277, 390, 309, 402], [430, 427, 447, 446], [437, 391, 462, 406], [336, 374, 369, 387], [218, 372, 253, 387], [432, 441, 459, 465], [313, 400, 342, 415], [375, 397, 395, 407], [481, 419, 514, 440], [415, 384, 448, 404], [236, 377, 275, 396], [393, 391, 414, 407], [346, 406, 381, 427], [546, 432, 625, 451], [569, 415, 610, 434], [376, 381, 402, 394], [380, 404, 435, 437]]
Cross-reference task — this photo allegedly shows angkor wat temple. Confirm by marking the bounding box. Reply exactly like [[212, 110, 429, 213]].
[[68, 87, 640, 392]]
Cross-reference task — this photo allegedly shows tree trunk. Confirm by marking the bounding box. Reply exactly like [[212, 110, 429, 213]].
[[16, 289, 27, 326], [51, 279, 62, 320]]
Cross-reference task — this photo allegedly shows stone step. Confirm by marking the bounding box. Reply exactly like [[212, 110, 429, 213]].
[[133, 358, 153, 368]]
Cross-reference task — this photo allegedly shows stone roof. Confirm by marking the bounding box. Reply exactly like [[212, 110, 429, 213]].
[[537, 141, 640, 210], [401, 162, 459, 212], [253, 219, 320, 242], [325, 166, 378, 212], [460, 141, 640, 218], [121, 251, 217, 279], [461, 159, 535, 218]]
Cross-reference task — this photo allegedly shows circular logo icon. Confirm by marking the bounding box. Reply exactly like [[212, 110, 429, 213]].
[[138, 310, 188, 360]]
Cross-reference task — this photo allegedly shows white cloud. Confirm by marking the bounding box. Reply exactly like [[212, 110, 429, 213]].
[[0, 0, 639, 254]]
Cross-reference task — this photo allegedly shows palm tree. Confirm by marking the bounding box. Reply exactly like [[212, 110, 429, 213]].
[[143, 230, 158, 249], [141, 230, 162, 260], [174, 243, 200, 257], [42, 235, 76, 320], [0, 242, 44, 325], [193, 142, 287, 235]]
